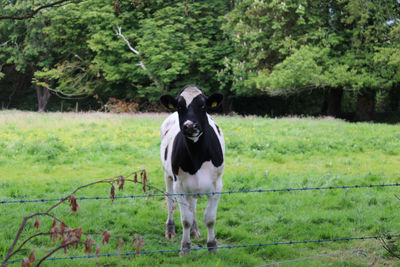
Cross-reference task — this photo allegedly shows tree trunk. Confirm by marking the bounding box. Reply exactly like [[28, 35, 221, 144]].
[[355, 89, 376, 121], [388, 85, 399, 112], [326, 87, 343, 117], [36, 85, 51, 112], [4, 65, 32, 109]]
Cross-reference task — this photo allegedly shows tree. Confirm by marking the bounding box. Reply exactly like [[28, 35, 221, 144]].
[[219, 0, 330, 96], [33, 0, 114, 103], [33, 0, 232, 106], [0, 0, 93, 111], [221, 0, 400, 120], [88, 0, 232, 102]]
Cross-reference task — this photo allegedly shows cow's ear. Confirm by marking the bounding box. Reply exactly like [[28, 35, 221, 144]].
[[206, 93, 223, 109], [160, 95, 178, 110]]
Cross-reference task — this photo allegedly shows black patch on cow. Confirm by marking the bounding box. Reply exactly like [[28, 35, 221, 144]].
[[164, 145, 168, 160], [215, 124, 221, 136], [171, 121, 223, 176]]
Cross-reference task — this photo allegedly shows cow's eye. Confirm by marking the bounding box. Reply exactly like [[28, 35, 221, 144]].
[[201, 105, 206, 111]]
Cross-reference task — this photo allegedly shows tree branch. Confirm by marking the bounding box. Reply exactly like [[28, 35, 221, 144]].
[[45, 86, 88, 99], [2, 170, 169, 266], [36, 238, 79, 266], [0, 0, 82, 20], [115, 26, 163, 90], [115, 26, 140, 55]]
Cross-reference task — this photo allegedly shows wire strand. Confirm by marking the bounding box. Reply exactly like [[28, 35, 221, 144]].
[[256, 241, 399, 266], [2, 234, 398, 264], [1, 183, 399, 204]]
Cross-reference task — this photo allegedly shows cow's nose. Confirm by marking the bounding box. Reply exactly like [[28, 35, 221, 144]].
[[183, 121, 199, 134], [183, 121, 194, 128]]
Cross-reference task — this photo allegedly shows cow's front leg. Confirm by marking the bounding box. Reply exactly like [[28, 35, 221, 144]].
[[204, 193, 221, 253], [165, 174, 176, 239], [178, 195, 194, 255]]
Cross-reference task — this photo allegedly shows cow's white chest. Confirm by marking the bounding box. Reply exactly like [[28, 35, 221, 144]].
[[175, 161, 223, 194]]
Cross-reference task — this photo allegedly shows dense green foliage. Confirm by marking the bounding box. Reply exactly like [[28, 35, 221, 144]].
[[1, 0, 400, 120], [1, 112, 400, 266]]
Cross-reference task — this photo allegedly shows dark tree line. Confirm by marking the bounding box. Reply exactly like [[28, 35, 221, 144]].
[[1, 0, 399, 121]]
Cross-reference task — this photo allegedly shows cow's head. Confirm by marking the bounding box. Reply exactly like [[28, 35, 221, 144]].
[[160, 85, 223, 142]]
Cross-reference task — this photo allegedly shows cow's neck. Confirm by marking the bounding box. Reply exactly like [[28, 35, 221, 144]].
[[186, 132, 203, 143], [181, 126, 213, 166], [172, 119, 223, 176], [183, 130, 207, 153]]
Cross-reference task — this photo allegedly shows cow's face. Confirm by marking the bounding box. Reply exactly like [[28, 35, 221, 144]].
[[160, 85, 223, 142]]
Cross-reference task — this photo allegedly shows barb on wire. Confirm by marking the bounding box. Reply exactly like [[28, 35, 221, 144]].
[[2, 182, 400, 205], [2, 234, 398, 265], [256, 241, 400, 266]]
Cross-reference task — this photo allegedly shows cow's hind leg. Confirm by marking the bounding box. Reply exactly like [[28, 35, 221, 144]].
[[165, 174, 176, 239], [204, 193, 221, 253], [188, 197, 200, 238], [178, 196, 194, 255]]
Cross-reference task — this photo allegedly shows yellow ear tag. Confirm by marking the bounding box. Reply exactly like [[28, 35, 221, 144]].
[[211, 102, 217, 108], [168, 104, 175, 109]]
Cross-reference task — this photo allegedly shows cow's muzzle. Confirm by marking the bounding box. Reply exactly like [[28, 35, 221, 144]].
[[182, 121, 201, 137]]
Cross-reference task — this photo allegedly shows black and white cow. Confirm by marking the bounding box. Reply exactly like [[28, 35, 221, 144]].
[[160, 85, 225, 254]]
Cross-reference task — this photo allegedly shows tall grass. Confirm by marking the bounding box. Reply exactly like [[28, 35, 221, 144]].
[[0, 111, 399, 266]]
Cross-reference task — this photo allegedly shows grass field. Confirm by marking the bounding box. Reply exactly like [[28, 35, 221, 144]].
[[1, 111, 400, 266]]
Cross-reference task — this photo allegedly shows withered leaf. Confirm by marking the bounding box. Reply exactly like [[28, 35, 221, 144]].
[[51, 226, 59, 242], [68, 194, 80, 212], [95, 244, 101, 255], [110, 184, 115, 202], [101, 230, 111, 245], [51, 218, 57, 229], [21, 258, 30, 267], [141, 170, 147, 192], [33, 219, 40, 229], [118, 176, 125, 191], [28, 250, 36, 264], [72, 227, 83, 242], [84, 236, 95, 254], [49, 219, 57, 242], [59, 221, 67, 234]]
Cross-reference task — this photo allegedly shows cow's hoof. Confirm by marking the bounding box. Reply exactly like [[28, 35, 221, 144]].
[[165, 221, 176, 239], [207, 240, 218, 254], [179, 242, 191, 256], [165, 231, 176, 239]]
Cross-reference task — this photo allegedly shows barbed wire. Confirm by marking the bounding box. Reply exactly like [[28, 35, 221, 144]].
[[257, 241, 400, 266], [2, 234, 399, 264], [1, 182, 399, 205]]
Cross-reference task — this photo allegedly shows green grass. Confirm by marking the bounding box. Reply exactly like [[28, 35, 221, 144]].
[[1, 111, 400, 266]]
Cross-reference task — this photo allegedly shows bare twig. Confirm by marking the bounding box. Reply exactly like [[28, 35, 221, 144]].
[[2, 212, 70, 267], [36, 238, 79, 266], [2, 171, 158, 266], [115, 26, 140, 55]]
